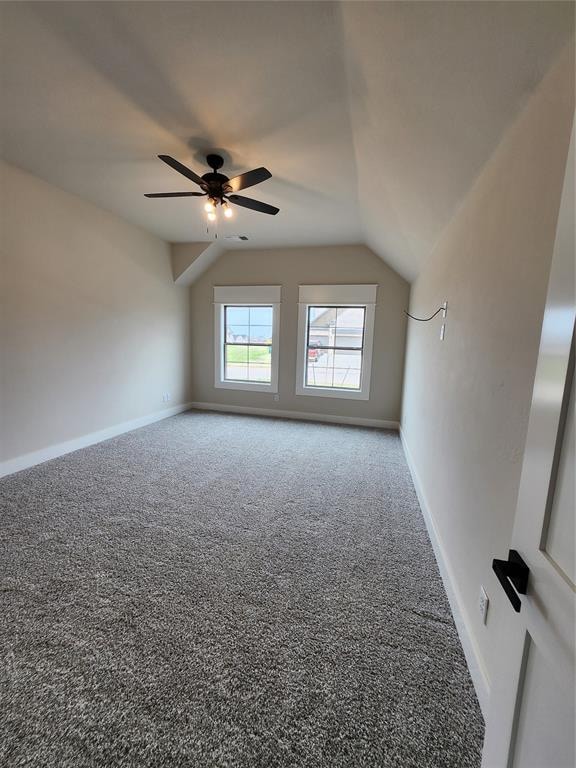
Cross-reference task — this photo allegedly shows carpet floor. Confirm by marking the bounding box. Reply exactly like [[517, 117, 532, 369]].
[[0, 411, 484, 767]]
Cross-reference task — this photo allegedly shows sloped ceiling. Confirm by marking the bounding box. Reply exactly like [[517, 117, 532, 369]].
[[1, 1, 573, 281], [340, 1, 574, 279]]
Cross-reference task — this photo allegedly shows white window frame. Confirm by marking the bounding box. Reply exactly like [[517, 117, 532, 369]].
[[214, 285, 281, 393], [295, 284, 377, 401]]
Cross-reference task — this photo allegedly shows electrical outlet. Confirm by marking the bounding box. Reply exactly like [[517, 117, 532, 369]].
[[273, 394, 280, 402], [440, 323, 446, 341], [479, 586, 489, 625]]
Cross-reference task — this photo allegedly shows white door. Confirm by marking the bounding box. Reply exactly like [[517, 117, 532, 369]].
[[482, 117, 575, 768]]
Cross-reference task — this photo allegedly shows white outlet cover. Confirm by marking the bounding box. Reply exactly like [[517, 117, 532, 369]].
[[440, 323, 446, 341]]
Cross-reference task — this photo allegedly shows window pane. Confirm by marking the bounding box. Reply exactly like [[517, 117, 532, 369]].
[[249, 306, 273, 326], [247, 345, 271, 364], [225, 344, 248, 381], [248, 345, 271, 382], [309, 307, 336, 328], [306, 364, 332, 388], [336, 307, 364, 329], [225, 306, 249, 326], [306, 346, 331, 366], [249, 325, 273, 344], [333, 368, 361, 389], [334, 350, 362, 370], [308, 330, 332, 348], [226, 325, 249, 343]]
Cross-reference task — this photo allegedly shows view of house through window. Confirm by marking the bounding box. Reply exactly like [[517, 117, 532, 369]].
[[306, 306, 365, 390], [224, 305, 273, 383]]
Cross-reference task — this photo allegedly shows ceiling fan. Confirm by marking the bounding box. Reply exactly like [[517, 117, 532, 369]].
[[145, 154, 279, 219]]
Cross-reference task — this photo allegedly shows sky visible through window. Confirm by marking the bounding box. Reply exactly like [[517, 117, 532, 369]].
[[306, 306, 365, 389], [224, 305, 273, 383]]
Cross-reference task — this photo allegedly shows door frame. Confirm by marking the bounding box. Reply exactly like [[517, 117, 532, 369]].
[[481, 116, 575, 767]]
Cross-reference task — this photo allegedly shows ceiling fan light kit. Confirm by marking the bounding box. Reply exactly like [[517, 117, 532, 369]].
[[144, 153, 280, 224]]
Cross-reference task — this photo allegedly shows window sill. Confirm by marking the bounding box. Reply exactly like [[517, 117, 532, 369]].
[[295, 384, 370, 401], [215, 380, 278, 394]]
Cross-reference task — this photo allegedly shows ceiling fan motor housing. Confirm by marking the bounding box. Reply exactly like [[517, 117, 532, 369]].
[[202, 155, 230, 202]]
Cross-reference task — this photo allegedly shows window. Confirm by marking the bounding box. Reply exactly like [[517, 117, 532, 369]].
[[224, 305, 273, 384], [214, 286, 280, 392], [296, 285, 377, 400], [305, 306, 365, 390]]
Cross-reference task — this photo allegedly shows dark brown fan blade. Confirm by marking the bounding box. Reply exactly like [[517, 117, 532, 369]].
[[145, 192, 205, 198], [158, 155, 205, 187], [228, 194, 279, 215], [225, 167, 272, 193]]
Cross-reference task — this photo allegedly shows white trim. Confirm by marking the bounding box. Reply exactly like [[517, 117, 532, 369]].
[[295, 301, 375, 401], [0, 403, 193, 479], [214, 285, 281, 304], [400, 426, 490, 717], [190, 401, 398, 430], [298, 284, 377, 304], [214, 300, 280, 394]]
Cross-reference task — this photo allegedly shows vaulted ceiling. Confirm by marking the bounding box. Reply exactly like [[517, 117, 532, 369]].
[[1, 1, 573, 280]]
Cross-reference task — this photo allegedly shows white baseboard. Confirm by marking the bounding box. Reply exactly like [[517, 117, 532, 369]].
[[189, 401, 399, 430], [400, 426, 490, 718], [0, 403, 193, 479]]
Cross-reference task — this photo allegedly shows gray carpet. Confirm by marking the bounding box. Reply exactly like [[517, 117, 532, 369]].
[[0, 411, 484, 767]]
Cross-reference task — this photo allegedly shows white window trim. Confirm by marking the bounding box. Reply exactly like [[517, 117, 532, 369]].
[[298, 284, 377, 305], [214, 286, 281, 393], [295, 284, 377, 401]]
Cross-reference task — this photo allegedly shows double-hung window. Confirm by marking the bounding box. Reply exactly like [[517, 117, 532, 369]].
[[214, 286, 280, 393], [296, 284, 377, 400]]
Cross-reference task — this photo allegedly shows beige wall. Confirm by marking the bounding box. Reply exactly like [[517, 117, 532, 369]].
[[0, 161, 192, 463], [190, 245, 409, 422], [401, 44, 574, 692]]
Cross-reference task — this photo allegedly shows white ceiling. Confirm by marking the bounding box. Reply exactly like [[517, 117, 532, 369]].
[[1, 1, 573, 280]]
